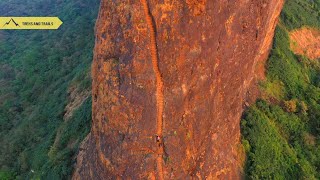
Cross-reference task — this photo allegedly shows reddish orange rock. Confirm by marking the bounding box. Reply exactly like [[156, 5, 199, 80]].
[[73, 0, 284, 179]]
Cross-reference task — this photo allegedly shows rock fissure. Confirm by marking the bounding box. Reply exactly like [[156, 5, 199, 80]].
[[141, 0, 165, 179]]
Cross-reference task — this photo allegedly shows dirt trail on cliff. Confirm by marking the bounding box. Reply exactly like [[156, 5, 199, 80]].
[[141, 0, 165, 179]]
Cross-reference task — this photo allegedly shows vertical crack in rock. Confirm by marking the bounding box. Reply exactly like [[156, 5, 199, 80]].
[[141, 0, 165, 179]]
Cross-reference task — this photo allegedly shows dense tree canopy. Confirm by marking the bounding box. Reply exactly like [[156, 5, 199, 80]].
[[0, 0, 99, 179]]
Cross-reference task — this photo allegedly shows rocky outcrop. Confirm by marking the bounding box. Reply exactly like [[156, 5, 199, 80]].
[[290, 27, 320, 60], [73, 0, 284, 179]]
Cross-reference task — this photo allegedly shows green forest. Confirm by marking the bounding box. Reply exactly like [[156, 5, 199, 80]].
[[242, 0, 320, 179], [0, 0, 99, 179]]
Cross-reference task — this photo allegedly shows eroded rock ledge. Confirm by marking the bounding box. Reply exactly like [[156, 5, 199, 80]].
[[73, 0, 284, 179]]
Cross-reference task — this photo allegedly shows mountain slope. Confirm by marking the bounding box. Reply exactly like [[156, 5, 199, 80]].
[[0, 0, 99, 179], [241, 0, 320, 179]]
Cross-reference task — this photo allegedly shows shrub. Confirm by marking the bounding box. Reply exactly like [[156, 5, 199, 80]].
[[283, 99, 298, 112]]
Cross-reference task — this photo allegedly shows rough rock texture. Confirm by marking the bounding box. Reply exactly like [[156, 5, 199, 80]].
[[73, 0, 284, 179], [290, 27, 320, 60]]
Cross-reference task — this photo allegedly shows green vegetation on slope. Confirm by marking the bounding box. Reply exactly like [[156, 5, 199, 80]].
[[242, 0, 320, 179], [0, 0, 99, 179]]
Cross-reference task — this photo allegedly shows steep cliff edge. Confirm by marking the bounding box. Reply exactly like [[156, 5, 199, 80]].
[[73, 0, 284, 179]]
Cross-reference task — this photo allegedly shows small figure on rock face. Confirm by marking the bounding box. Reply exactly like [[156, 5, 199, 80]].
[[156, 135, 161, 143], [156, 135, 163, 148]]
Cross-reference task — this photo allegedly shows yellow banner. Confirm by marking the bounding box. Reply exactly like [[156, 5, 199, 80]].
[[0, 17, 63, 30]]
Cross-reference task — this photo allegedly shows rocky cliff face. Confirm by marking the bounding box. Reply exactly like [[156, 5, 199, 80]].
[[73, 0, 284, 179]]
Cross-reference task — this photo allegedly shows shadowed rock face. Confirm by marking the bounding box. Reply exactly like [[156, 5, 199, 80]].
[[73, 0, 284, 179]]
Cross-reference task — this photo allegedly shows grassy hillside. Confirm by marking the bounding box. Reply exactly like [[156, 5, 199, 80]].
[[0, 0, 99, 179], [242, 0, 320, 179]]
